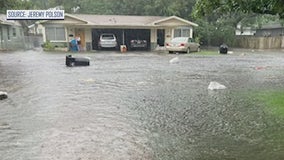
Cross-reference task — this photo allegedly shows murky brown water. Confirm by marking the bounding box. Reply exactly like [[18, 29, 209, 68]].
[[1, 50, 284, 160]]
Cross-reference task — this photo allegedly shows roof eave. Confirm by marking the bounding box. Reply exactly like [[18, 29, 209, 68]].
[[152, 16, 198, 27], [38, 14, 89, 24], [72, 24, 155, 28], [0, 21, 20, 26]]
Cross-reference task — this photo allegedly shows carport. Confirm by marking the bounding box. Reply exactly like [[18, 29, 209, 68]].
[[92, 28, 150, 51]]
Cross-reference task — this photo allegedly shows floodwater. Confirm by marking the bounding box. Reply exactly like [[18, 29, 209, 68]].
[[0, 50, 284, 160]]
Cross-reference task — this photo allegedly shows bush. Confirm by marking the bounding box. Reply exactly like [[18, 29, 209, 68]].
[[42, 41, 55, 51], [194, 18, 236, 47]]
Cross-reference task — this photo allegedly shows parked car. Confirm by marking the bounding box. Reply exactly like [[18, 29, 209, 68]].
[[98, 33, 118, 49], [130, 39, 147, 49], [166, 37, 200, 54]]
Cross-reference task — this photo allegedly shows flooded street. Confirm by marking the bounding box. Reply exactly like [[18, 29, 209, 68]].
[[1, 50, 284, 160]]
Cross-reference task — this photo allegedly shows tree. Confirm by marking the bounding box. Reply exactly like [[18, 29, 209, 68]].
[[0, 0, 32, 13], [193, 0, 284, 19]]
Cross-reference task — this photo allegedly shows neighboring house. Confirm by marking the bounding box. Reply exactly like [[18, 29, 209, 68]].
[[28, 24, 44, 35], [236, 23, 284, 37], [236, 22, 284, 49], [235, 24, 256, 36], [255, 23, 284, 37], [37, 14, 198, 51], [0, 14, 25, 50]]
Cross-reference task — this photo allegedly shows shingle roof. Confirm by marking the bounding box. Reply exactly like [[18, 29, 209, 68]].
[[0, 14, 21, 26], [260, 23, 283, 29], [69, 14, 166, 26], [64, 14, 198, 27], [38, 14, 198, 27]]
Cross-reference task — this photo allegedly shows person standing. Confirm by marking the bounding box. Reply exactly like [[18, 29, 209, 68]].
[[70, 36, 78, 52], [76, 35, 81, 51]]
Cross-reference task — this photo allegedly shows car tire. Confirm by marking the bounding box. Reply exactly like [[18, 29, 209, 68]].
[[186, 48, 190, 54]]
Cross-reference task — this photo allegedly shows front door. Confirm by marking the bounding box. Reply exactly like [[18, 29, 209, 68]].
[[75, 29, 85, 50], [157, 29, 165, 46]]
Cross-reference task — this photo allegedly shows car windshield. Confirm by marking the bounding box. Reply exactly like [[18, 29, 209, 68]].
[[102, 34, 115, 39], [171, 37, 188, 43]]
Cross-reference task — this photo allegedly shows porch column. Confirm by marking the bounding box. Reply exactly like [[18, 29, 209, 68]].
[[189, 26, 193, 38], [150, 29, 157, 50]]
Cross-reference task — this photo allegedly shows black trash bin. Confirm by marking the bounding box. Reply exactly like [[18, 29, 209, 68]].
[[66, 55, 90, 67], [219, 44, 228, 54]]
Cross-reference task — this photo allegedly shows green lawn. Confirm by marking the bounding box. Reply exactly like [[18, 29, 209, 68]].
[[192, 50, 220, 55], [254, 90, 284, 118]]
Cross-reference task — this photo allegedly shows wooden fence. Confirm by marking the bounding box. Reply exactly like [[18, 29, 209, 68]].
[[235, 36, 284, 49]]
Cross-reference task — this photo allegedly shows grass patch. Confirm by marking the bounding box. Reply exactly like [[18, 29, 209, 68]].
[[192, 50, 220, 55], [254, 90, 284, 118]]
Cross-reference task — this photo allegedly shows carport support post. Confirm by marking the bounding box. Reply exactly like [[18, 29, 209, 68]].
[[122, 29, 125, 45], [150, 29, 157, 50], [120, 29, 127, 53]]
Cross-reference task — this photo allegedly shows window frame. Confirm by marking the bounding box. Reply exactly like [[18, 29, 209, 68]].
[[174, 27, 191, 38], [45, 26, 66, 42]]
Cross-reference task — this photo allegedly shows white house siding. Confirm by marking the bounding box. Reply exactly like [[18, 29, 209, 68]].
[[165, 28, 173, 44], [66, 27, 75, 41], [84, 28, 92, 51], [235, 28, 256, 36]]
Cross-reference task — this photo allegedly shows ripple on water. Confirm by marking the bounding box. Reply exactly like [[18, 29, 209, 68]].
[[1, 51, 284, 159]]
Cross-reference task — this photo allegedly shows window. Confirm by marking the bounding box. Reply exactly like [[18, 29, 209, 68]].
[[174, 27, 190, 37], [7, 26, 10, 40], [45, 26, 66, 41], [174, 29, 182, 37], [12, 28, 16, 37]]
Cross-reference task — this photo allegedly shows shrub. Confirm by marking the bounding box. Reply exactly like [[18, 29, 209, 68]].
[[42, 40, 55, 51]]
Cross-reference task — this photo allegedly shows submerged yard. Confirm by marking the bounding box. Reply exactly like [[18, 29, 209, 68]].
[[0, 49, 284, 160]]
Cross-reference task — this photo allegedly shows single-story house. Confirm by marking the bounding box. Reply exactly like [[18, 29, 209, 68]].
[[235, 22, 284, 49], [255, 23, 284, 37], [235, 24, 256, 36], [38, 14, 198, 51], [0, 14, 25, 50], [236, 23, 284, 37]]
